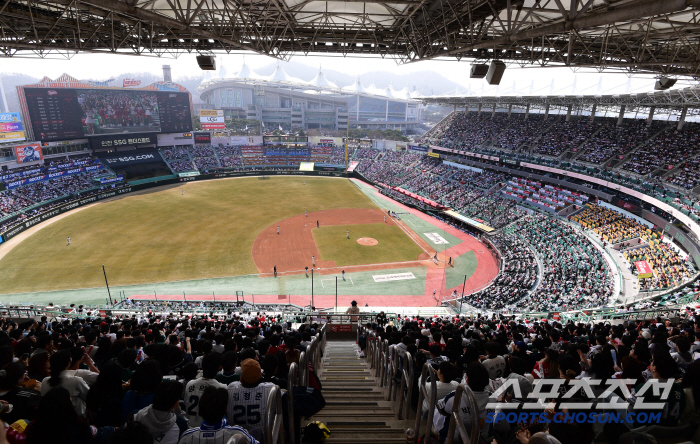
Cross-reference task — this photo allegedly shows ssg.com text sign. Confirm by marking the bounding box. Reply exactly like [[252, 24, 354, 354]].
[[105, 154, 155, 164]]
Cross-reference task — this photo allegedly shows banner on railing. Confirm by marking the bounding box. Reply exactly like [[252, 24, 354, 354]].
[[6, 165, 102, 189], [635, 260, 653, 279], [329, 324, 352, 332]]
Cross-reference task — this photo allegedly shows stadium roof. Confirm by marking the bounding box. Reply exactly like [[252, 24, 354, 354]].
[[1, 0, 700, 76], [420, 86, 700, 115]]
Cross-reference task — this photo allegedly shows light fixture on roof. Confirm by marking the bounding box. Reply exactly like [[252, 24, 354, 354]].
[[654, 77, 676, 90], [485, 61, 506, 85], [470, 64, 489, 79], [196, 52, 216, 70]]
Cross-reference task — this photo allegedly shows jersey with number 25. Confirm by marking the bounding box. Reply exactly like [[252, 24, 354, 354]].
[[226, 381, 276, 430]]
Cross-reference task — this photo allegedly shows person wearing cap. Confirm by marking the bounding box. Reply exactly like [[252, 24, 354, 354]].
[[225, 358, 275, 439]]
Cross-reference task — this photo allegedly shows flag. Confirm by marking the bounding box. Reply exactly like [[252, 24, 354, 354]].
[[261, 122, 265, 127], [245, 125, 248, 131], [279, 125, 283, 131]]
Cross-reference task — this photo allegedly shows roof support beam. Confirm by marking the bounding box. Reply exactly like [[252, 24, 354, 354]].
[[51, 0, 280, 57], [405, 0, 700, 63]]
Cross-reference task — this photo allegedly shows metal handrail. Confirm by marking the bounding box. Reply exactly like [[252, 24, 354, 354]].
[[387, 345, 399, 400], [444, 384, 480, 444], [287, 362, 298, 444], [377, 340, 389, 383], [264, 385, 285, 444], [412, 363, 438, 444], [313, 329, 322, 371], [396, 351, 414, 420], [369, 335, 378, 369], [298, 350, 308, 386]]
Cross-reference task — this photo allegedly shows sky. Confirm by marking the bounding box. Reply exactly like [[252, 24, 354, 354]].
[[1, 51, 694, 97]]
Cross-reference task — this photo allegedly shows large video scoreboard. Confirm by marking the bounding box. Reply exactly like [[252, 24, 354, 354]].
[[23, 87, 192, 142]]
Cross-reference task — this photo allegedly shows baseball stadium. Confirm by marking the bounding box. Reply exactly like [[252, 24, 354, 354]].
[[1, 1, 700, 444]]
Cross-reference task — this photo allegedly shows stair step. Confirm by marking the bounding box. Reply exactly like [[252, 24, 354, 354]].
[[313, 341, 410, 443], [324, 394, 386, 401], [322, 403, 395, 410], [321, 378, 376, 383], [322, 388, 378, 392], [325, 402, 381, 406], [323, 363, 367, 366], [312, 412, 395, 418], [322, 378, 373, 382], [316, 421, 391, 427], [326, 438, 405, 443], [321, 427, 405, 434], [322, 369, 369, 372]]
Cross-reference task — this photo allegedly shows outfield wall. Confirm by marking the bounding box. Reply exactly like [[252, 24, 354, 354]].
[[0, 170, 349, 242]]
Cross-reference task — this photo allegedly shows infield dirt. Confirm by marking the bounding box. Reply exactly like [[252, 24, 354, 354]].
[[252, 210, 427, 273]]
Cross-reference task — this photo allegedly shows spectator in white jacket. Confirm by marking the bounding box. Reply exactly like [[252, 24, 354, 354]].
[[41, 350, 90, 417]]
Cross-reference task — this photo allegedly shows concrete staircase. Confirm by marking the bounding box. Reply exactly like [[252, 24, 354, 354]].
[[305, 340, 409, 444]]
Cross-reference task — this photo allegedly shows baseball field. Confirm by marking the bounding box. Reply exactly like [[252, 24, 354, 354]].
[[0, 177, 425, 294], [0, 177, 500, 308]]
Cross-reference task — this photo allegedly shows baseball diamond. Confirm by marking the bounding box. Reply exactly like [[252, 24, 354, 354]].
[[0, 176, 496, 308]]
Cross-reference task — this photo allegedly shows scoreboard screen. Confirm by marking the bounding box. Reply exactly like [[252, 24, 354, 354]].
[[24, 88, 84, 141], [24, 87, 192, 142]]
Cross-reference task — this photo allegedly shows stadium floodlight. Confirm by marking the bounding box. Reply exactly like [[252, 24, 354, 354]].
[[654, 77, 677, 90], [196, 52, 216, 70], [470, 64, 489, 79], [485, 61, 506, 85]]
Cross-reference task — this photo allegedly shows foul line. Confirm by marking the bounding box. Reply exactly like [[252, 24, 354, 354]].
[[320, 277, 354, 288], [390, 211, 432, 256]]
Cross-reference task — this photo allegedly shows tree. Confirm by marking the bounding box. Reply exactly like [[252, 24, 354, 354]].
[[191, 115, 202, 131]]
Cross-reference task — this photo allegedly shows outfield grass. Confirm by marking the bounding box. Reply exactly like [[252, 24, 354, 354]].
[[312, 223, 424, 266], [0, 177, 376, 294]]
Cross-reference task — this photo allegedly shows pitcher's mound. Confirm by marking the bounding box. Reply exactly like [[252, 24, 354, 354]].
[[357, 237, 378, 246]]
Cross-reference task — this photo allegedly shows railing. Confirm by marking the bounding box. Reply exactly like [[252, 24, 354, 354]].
[[385, 346, 415, 419], [264, 385, 285, 444], [443, 384, 480, 444], [297, 323, 326, 387], [395, 351, 414, 420], [378, 340, 390, 386], [298, 350, 308, 386], [287, 362, 298, 444], [412, 363, 438, 444], [387, 345, 399, 400], [0, 306, 50, 318]]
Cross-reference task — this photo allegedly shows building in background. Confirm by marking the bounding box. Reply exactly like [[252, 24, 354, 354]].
[[196, 63, 423, 132]]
